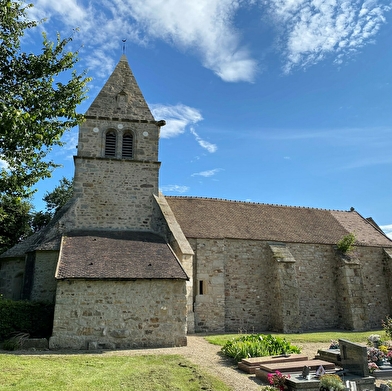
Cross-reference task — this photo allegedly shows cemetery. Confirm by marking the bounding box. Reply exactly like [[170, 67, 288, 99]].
[[237, 338, 392, 391]]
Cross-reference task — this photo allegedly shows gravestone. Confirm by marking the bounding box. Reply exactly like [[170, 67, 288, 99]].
[[338, 339, 369, 377]]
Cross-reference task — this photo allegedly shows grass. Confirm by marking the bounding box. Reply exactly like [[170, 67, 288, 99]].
[[205, 330, 385, 346], [0, 354, 231, 391], [0, 330, 386, 390]]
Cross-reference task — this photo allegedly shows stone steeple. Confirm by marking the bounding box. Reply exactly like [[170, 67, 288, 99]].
[[85, 54, 154, 121], [72, 55, 164, 231]]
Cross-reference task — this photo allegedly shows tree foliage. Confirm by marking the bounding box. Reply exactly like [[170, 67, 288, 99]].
[[0, 176, 74, 253], [43, 176, 73, 214], [0, 194, 32, 254], [0, 0, 90, 197]]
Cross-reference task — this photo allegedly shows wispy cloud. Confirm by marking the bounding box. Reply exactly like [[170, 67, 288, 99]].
[[150, 103, 203, 138], [30, 0, 257, 83], [160, 184, 190, 194], [380, 224, 392, 239], [28, 0, 390, 80], [190, 128, 217, 153], [192, 168, 222, 177], [267, 0, 391, 73]]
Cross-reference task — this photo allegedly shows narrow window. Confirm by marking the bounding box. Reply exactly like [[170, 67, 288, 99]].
[[105, 130, 116, 157], [122, 132, 133, 158], [199, 280, 205, 295]]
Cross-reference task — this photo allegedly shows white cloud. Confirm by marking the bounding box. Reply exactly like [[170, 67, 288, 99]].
[[267, 0, 391, 73], [115, 0, 257, 82], [27, 0, 390, 80], [160, 184, 190, 194], [150, 104, 203, 138], [29, 0, 257, 83], [192, 168, 222, 177], [190, 128, 217, 153], [380, 224, 392, 239]]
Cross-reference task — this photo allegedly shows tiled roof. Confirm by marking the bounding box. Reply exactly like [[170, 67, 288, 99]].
[[165, 197, 392, 247], [56, 230, 188, 280]]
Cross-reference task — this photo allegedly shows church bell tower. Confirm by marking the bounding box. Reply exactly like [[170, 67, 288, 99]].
[[72, 55, 165, 231]]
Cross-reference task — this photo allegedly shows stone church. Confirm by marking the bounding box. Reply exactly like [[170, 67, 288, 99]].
[[1, 55, 392, 350]]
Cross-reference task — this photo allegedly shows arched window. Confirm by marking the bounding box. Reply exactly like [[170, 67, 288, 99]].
[[105, 130, 116, 157], [122, 132, 133, 158]]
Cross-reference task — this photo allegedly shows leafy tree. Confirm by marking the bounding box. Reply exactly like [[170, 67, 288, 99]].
[[30, 210, 51, 232], [43, 176, 73, 214], [0, 0, 90, 198], [0, 194, 32, 254]]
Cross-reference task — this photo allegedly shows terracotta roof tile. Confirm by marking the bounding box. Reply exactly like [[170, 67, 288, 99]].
[[165, 197, 392, 247], [56, 230, 188, 280]]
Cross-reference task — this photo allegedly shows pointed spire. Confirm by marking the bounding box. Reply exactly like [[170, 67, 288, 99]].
[[85, 55, 154, 121]]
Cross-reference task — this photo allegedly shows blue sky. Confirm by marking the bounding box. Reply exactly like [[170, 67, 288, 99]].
[[15, 0, 392, 237]]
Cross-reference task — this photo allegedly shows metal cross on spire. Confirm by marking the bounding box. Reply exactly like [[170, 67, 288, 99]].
[[122, 39, 127, 54]]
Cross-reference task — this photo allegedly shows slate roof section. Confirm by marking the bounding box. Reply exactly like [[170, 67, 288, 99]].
[[165, 197, 392, 247], [56, 230, 188, 280], [85, 55, 154, 121]]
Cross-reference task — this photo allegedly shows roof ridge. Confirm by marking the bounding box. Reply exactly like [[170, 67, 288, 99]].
[[164, 195, 349, 213]]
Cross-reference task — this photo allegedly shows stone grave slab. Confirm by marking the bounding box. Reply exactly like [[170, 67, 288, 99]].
[[255, 359, 335, 382], [285, 373, 375, 391], [339, 339, 369, 377], [317, 349, 341, 365], [238, 354, 309, 374]]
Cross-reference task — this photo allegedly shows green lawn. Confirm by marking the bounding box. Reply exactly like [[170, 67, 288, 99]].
[[0, 354, 231, 391], [0, 330, 386, 390], [205, 330, 385, 346]]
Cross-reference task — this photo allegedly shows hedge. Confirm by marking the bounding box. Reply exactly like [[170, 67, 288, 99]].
[[0, 298, 54, 341]]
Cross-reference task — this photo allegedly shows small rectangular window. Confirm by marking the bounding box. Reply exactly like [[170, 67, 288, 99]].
[[199, 280, 204, 295]]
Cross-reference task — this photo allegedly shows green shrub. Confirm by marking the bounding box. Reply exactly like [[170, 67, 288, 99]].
[[382, 316, 392, 339], [221, 334, 301, 361], [0, 299, 54, 341], [337, 233, 356, 254]]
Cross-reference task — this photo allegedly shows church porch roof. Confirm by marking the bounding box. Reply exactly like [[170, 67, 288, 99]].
[[56, 230, 188, 280]]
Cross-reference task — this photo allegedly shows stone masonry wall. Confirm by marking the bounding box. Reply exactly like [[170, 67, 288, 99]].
[[191, 238, 226, 332], [0, 257, 25, 300], [30, 251, 58, 303], [224, 239, 272, 333], [73, 157, 159, 230], [289, 243, 340, 331], [268, 244, 301, 333], [190, 238, 391, 333], [78, 121, 159, 161], [49, 279, 187, 350], [352, 246, 390, 329]]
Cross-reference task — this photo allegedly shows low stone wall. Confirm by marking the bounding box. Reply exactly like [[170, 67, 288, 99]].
[[49, 279, 187, 350]]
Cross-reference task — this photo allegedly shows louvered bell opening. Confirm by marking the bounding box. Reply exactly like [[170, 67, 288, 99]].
[[105, 131, 116, 157], [122, 133, 133, 158]]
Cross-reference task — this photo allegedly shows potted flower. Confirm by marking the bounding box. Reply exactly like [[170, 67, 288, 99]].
[[367, 334, 382, 348], [267, 370, 291, 391], [319, 374, 345, 391], [368, 362, 378, 374], [386, 351, 392, 364], [367, 347, 385, 366]]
